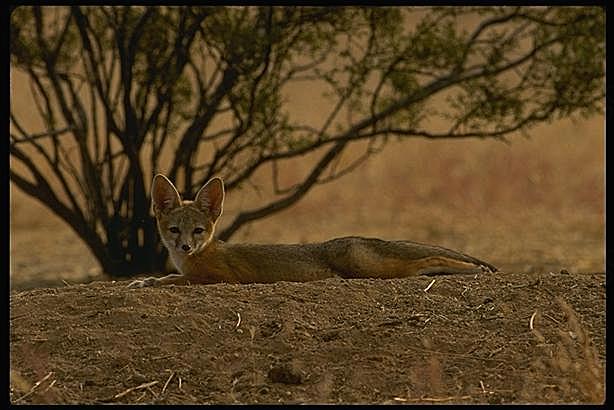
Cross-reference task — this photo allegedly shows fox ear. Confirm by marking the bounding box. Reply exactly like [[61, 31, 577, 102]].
[[194, 177, 225, 222], [152, 174, 181, 215]]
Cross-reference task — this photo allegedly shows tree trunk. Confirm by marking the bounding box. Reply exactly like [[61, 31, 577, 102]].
[[94, 215, 168, 278]]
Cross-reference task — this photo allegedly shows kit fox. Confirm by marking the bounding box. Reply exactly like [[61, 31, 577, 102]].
[[128, 174, 497, 288]]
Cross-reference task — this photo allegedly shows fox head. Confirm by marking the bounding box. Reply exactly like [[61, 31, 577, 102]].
[[151, 174, 225, 256]]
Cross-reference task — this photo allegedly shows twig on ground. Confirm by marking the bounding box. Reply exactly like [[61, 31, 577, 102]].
[[161, 372, 175, 396], [113, 381, 159, 400], [509, 279, 541, 289], [529, 311, 538, 330], [530, 311, 546, 343], [14, 371, 53, 403], [424, 279, 436, 293], [543, 313, 561, 324], [488, 346, 504, 358], [393, 395, 472, 402], [146, 385, 158, 399], [41, 379, 56, 394]]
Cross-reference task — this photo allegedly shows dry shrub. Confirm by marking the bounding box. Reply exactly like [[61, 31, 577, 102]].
[[529, 297, 604, 404]]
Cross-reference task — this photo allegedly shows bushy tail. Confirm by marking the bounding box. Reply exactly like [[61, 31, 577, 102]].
[[320, 236, 498, 279]]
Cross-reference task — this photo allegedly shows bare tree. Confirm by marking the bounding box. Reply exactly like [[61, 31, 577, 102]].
[[10, 6, 605, 277]]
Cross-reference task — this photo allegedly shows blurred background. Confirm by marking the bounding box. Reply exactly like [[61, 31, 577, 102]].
[[11, 115, 604, 289], [10, 7, 605, 290]]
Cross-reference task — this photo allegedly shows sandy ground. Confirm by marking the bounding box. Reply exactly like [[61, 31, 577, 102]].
[[10, 271, 605, 404]]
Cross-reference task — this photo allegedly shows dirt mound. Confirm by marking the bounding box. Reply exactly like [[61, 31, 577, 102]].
[[9, 271, 605, 404]]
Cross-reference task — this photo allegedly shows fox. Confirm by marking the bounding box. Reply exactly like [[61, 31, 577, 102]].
[[127, 174, 497, 288]]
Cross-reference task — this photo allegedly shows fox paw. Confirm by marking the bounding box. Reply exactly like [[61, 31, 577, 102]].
[[127, 277, 158, 288]]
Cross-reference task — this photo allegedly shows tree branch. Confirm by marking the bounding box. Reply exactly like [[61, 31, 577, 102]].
[[218, 138, 348, 241], [10, 126, 75, 145], [71, 6, 122, 137]]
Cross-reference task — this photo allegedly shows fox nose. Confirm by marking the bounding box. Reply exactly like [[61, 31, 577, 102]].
[[182, 244, 191, 252]]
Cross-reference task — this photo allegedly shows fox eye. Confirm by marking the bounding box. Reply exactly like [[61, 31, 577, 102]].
[[169, 227, 180, 234], [193, 227, 205, 234]]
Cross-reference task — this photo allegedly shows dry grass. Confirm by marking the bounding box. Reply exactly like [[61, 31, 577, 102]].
[[521, 308, 604, 403], [534, 298, 605, 404]]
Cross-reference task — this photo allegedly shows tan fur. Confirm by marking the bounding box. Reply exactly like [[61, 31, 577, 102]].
[[128, 175, 497, 288]]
